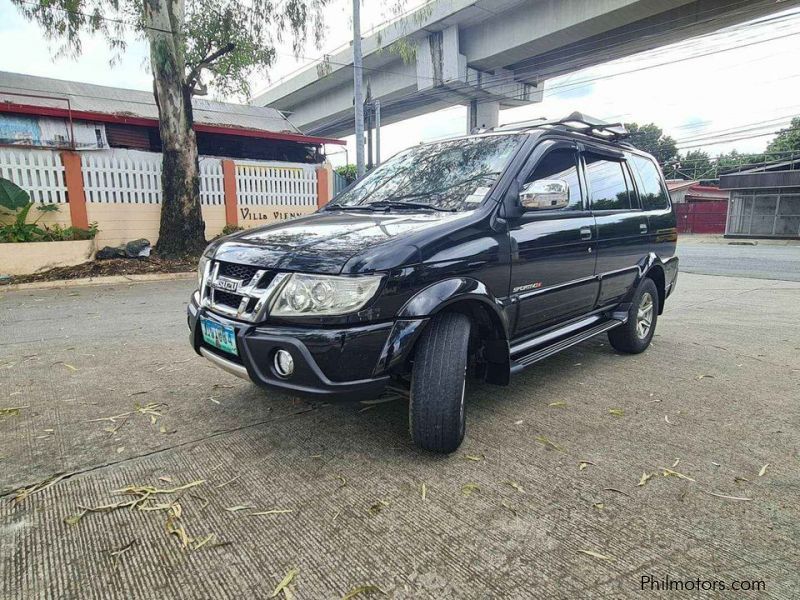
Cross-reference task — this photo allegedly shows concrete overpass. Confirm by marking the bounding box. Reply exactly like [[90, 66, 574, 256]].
[[254, 0, 798, 138]]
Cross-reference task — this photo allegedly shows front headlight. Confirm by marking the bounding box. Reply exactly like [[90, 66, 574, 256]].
[[271, 273, 382, 317], [197, 255, 209, 288]]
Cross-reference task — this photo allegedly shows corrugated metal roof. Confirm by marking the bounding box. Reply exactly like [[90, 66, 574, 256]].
[[0, 70, 299, 134]]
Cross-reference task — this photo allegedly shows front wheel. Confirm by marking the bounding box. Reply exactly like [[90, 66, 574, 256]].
[[409, 312, 471, 453], [608, 277, 659, 354]]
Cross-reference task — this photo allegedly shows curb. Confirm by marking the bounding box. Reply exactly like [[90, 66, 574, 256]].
[[1, 271, 195, 291]]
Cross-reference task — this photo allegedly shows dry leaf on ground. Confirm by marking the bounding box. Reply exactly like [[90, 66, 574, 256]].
[[637, 472, 655, 487], [534, 435, 564, 452], [341, 585, 385, 600], [661, 468, 695, 482], [504, 481, 524, 493], [577, 549, 614, 561], [461, 483, 480, 496], [272, 568, 299, 598], [250, 509, 293, 516]]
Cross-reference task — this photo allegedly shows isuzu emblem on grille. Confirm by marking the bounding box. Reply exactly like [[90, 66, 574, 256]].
[[214, 276, 240, 292]]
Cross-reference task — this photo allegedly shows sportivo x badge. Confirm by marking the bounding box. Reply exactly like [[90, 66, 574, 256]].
[[513, 282, 543, 293]]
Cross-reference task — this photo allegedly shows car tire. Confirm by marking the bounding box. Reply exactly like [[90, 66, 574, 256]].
[[608, 277, 659, 354], [409, 312, 471, 453]]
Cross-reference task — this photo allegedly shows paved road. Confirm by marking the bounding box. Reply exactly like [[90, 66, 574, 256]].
[[678, 240, 800, 281], [1, 275, 799, 599]]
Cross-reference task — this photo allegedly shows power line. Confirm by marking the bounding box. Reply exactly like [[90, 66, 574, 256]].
[[676, 121, 799, 145], [677, 127, 800, 150]]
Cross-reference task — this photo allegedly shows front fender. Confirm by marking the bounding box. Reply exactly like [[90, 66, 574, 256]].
[[398, 277, 510, 338]]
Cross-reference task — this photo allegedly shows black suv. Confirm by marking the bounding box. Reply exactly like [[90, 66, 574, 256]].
[[188, 113, 678, 453]]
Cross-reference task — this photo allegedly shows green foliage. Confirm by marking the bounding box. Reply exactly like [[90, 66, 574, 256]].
[[40, 222, 100, 242], [677, 150, 713, 180], [387, 37, 416, 64], [0, 194, 99, 243], [0, 203, 44, 243], [669, 148, 790, 180], [766, 117, 800, 155], [0, 178, 31, 213], [624, 122, 679, 166], [335, 164, 358, 184]]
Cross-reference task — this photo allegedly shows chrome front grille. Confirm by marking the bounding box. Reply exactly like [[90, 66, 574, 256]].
[[217, 261, 260, 283], [199, 260, 288, 322]]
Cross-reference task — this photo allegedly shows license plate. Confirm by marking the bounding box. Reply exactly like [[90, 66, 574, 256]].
[[200, 317, 238, 356]]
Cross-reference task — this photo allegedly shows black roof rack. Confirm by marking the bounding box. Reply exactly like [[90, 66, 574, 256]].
[[492, 111, 630, 142]]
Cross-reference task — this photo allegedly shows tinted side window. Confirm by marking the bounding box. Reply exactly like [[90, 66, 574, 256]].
[[629, 154, 670, 210], [585, 154, 632, 210], [524, 148, 582, 210]]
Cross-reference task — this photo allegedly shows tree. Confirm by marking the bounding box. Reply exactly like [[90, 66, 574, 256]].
[[766, 116, 800, 155], [678, 150, 713, 180], [13, 0, 328, 256], [624, 122, 679, 167]]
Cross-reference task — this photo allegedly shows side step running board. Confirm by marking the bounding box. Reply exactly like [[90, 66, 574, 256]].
[[510, 318, 624, 374]]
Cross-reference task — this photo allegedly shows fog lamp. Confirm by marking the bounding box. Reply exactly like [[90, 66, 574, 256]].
[[273, 349, 294, 378]]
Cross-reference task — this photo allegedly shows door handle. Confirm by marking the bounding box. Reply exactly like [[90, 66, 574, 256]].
[[580, 227, 592, 240], [640, 223, 649, 233]]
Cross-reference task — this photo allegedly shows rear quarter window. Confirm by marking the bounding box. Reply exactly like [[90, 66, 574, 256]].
[[629, 154, 670, 210]]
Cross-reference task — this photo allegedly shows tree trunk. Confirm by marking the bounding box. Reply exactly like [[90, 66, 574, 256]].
[[144, 0, 206, 257]]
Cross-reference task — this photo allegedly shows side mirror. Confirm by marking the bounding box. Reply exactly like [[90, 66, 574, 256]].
[[519, 179, 569, 210]]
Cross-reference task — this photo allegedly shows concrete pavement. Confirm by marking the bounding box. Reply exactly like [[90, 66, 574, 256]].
[[677, 236, 800, 281], [1, 274, 799, 598]]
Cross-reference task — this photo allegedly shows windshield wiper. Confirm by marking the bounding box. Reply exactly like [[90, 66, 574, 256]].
[[325, 204, 379, 211], [366, 200, 457, 212], [326, 200, 456, 212]]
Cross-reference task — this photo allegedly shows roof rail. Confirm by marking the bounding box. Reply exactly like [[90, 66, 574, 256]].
[[494, 111, 630, 141]]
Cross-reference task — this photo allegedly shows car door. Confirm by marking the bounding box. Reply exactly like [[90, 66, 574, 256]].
[[627, 152, 678, 260], [583, 148, 649, 307], [508, 139, 599, 336]]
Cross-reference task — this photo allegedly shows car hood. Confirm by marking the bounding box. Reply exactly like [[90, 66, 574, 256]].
[[213, 209, 471, 274]]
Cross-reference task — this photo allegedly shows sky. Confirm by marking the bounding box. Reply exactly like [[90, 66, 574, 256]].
[[1, 0, 799, 167]]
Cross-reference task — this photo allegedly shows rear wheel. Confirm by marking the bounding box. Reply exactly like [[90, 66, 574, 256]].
[[409, 312, 471, 453], [608, 277, 659, 354]]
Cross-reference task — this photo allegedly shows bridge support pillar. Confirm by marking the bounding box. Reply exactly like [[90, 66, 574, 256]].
[[467, 100, 500, 133]]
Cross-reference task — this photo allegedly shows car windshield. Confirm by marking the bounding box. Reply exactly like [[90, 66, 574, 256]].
[[330, 135, 523, 212]]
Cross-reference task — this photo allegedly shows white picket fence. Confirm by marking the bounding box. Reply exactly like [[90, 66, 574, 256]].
[[81, 150, 162, 204], [236, 162, 318, 207], [1, 147, 320, 213], [81, 149, 225, 206], [0, 148, 67, 204], [199, 158, 225, 206]]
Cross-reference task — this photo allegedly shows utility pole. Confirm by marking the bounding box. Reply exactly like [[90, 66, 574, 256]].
[[365, 84, 373, 171], [366, 103, 373, 170], [352, 0, 365, 178], [374, 99, 381, 166]]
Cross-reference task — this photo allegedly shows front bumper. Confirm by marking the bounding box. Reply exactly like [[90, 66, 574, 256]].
[[188, 293, 427, 401]]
